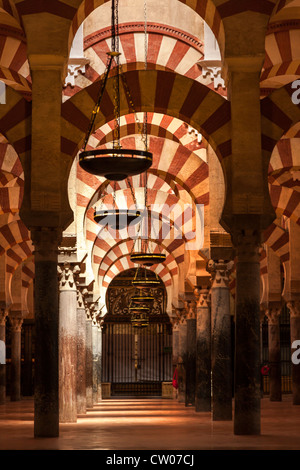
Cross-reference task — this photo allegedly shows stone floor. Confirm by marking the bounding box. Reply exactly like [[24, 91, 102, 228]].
[[0, 395, 299, 451]]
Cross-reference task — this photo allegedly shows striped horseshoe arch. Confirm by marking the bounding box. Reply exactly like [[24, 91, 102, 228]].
[[61, 69, 231, 164]]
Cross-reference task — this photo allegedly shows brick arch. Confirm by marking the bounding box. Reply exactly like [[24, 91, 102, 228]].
[[270, 184, 300, 225], [269, 138, 300, 188], [262, 27, 300, 88], [71, 0, 224, 56], [90, 113, 205, 157], [102, 257, 173, 289], [0, 218, 30, 256], [61, 68, 229, 162], [0, 86, 31, 163], [261, 81, 300, 167], [0, 1, 22, 26]]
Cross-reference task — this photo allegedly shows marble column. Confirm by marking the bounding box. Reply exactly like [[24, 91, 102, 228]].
[[209, 260, 232, 421], [31, 227, 61, 437], [177, 309, 187, 403], [234, 229, 261, 435], [287, 301, 300, 405], [266, 306, 282, 402], [194, 288, 211, 412], [0, 309, 7, 404], [92, 318, 99, 404], [76, 287, 86, 414], [86, 309, 93, 408], [185, 301, 196, 407], [97, 323, 103, 401], [58, 261, 79, 423], [9, 316, 23, 401]]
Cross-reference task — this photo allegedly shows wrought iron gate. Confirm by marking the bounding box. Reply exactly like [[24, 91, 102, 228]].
[[102, 322, 172, 396]]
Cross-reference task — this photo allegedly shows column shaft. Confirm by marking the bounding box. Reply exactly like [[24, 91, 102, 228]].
[[266, 308, 282, 402], [92, 322, 98, 404], [177, 320, 187, 403], [33, 228, 61, 437], [97, 327, 102, 401], [59, 263, 78, 423], [210, 261, 232, 421], [185, 316, 196, 407], [77, 306, 86, 414], [10, 318, 23, 401], [86, 318, 93, 408], [234, 231, 261, 435], [195, 289, 211, 412]]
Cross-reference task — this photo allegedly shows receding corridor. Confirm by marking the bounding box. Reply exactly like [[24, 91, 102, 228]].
[[0, 396, 299, 450]]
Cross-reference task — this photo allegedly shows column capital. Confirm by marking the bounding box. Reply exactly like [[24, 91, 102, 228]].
[[265, 307, 281, 325], [197, 288, 211, 309], [187, 301, 196, 320], [207, 259, 233, 289], [232, 228, 262, 263], [58, 261, 80, 292], [31, 227, 62, 262], [0, 308, 8, 326], [287, 301, 300, 318], [9, 316, 23, 332]]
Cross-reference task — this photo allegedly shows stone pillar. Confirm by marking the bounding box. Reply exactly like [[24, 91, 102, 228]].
[[185, 301, 196, 407], [260, 310, 266, 397], [194, 288, 211, 412], [172, 319, 180, 370], [287, 301, 300, 405], [209, 260, 232, 421], [92, 318, 99, 404], [233, 229, 261, 435], [97, 323, 103, 401], [266, 306, 282, 402], [0, 309, 8, 404], [76, 286, 86, 414], [31, 227, 61, 438], [177, 309, 187, 403], [9, 316, 23, 401], [58, 262, 79, 423], [86, 308, 93, 408]]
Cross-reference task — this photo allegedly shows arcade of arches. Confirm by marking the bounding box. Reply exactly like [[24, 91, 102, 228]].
[[0, 0, 300, 448]]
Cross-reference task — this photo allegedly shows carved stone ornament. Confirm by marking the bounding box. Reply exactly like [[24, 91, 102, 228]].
[[58, 262, 80, 291], [207, 259, 231, 289], [265, 307, 281, 325], [0, 309, 8, 326], [64, 58, 89, 87], [287, 301, 300, 318], [9, 316, 23, 332], [197, 60, 226, 89], [197, 288, 210, 309]]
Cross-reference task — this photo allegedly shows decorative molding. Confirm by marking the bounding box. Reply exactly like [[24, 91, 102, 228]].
[[267, 20, 300, 35], [84, 22, 203, 53], [64, 58, 89, 88], [197, 59, 226, 90]]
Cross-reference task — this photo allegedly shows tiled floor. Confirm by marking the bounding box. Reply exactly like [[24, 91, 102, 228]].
[[0, 395, 299, 450]]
